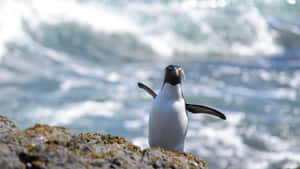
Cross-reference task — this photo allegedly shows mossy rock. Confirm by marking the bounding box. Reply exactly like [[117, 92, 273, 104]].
[[0, 115, 20, 139], [0, 115, 208, 169]]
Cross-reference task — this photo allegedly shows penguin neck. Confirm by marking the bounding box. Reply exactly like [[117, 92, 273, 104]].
[[160, 83, 183, 100]]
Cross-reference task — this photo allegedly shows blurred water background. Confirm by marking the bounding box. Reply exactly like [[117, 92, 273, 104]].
[[1, 0, 300, 169]]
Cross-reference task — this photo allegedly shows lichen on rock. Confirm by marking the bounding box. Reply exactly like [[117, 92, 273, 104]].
[[0, 115, 208, 169], [0, 115, 20, 139]]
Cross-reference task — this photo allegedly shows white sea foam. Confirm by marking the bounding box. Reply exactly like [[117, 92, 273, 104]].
[[132, 137, 148, 149], [272, 88, 297, 101], [107, 72, 120, 83], [31, 101, 121, 125], [212, 66, 241, 77], [0, 1, 30, 59], [0, 68, 17, 82], [124, 120, 143, 130], [197, 72, 298, 101], [186, 112, 300, 169], [60, 79, 91, 92], [0, 0, 282, 62], [183, 82, 223, 98], [230, 7, 282, 57]]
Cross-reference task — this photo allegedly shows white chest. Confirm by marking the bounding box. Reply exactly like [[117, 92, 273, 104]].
[[148, 83, 188, 151]]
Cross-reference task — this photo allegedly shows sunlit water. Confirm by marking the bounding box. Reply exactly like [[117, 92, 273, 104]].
[[0, 0, 300, 169]]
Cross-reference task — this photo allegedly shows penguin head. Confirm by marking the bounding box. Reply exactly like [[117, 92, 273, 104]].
[[164, 65, 185, 85]]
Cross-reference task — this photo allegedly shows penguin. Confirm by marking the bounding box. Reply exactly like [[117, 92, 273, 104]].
[[137, 65, 226, 151]]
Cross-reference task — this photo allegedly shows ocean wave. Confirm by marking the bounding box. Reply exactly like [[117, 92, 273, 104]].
[[187, 113, 300, 169], [0, 1, 299, 169], [30, 100, 121, 125], [0, 0, 290, 62]]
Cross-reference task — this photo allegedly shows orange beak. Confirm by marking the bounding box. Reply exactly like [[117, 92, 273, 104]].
[[175, 69, 179, 76]]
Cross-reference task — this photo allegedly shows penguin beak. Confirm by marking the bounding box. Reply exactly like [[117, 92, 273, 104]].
[[175, 69, 179, 76], [174, 68, 185, 80]]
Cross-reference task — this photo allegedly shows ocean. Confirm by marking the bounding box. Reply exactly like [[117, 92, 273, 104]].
[[0, 0, 300, 168]]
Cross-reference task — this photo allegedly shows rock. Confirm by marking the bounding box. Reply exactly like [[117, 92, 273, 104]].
[[0, 115, 208, 169], [0, 115, 20, 140], [0, 143, 24, 169]]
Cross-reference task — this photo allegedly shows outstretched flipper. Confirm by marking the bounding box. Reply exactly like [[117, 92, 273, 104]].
[[137, 82, 157, 98], [137, 82, 226, 120], [186, 104, 226, 120]]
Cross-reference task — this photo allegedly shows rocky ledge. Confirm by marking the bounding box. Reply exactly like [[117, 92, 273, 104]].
[[0, 115, 207, 169]]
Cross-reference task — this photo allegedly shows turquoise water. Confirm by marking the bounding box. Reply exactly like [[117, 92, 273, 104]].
[[0, 0, 300, 169]]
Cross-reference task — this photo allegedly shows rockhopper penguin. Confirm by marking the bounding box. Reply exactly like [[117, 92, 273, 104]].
[[138, 65, 226, 151]]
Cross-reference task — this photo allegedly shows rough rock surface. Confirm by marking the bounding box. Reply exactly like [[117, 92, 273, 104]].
[[0, 115, 208, 169]]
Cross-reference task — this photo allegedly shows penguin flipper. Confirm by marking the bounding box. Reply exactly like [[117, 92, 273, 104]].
[[137, 82, 157, 98], [186, 104, 226, 120], [137, 82, 227, 120]]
